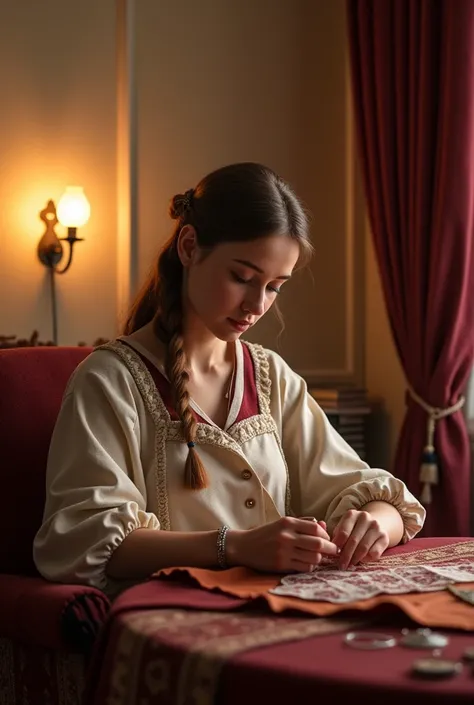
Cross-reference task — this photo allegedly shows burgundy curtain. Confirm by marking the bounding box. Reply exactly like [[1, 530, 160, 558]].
[[347, 0, 474, 536]]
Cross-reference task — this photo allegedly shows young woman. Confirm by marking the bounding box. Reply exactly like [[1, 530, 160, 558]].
[[33, 162, 425, 597]]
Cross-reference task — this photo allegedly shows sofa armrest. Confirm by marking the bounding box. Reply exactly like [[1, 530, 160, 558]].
[[0, 574, 110, 651]]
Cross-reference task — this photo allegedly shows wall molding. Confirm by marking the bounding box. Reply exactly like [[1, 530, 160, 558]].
[[296, 57, 362, 385], [118, 6, 363, 384]]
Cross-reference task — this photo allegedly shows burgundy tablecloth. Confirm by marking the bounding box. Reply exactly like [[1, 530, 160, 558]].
[[85, 537, 474, 705]]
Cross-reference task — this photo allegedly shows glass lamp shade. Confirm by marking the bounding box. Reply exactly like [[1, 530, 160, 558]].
[[56, 186, 91, 228]]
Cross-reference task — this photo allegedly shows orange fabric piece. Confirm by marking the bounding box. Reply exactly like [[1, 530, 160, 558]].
[[158, 542, 474, 631]]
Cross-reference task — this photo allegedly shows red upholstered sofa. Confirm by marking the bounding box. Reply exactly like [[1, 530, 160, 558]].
[[0, 347, 111, 705]]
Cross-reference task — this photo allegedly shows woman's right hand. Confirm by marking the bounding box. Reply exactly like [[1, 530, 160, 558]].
[[226, 516, 339, 573]]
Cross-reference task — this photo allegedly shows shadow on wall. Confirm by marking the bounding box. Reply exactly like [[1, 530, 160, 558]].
[[365, 398, 392, 472]]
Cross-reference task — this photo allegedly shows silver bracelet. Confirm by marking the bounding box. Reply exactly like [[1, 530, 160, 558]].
[[216, 525, 229, 569]]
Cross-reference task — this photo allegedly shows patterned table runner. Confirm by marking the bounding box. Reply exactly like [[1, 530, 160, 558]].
[[99, 609, 366, 705]]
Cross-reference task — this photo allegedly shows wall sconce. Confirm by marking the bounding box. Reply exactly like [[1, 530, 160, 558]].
[[37, 186, 91, 344], [37, 186, 90, 274]]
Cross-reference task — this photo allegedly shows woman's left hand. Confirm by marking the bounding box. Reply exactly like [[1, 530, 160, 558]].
[[332, 509, 389, 570]]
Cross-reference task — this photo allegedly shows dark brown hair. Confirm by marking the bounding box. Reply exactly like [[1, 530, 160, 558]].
[[123, 162, 312, 490]]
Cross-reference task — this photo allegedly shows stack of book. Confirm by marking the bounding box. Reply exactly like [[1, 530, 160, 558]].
[[308, 387, 367, 409], [308, 387, 370, 459]]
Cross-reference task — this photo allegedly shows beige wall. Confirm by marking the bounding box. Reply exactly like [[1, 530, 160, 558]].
[[0, 0, 403, 465], [365, 228, 406, 468], [136, 0, 365, 384], [0, 2, 117, 345]]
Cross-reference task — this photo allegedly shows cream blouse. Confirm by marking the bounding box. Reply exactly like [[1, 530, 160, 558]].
[[33, 338, 426, 593]]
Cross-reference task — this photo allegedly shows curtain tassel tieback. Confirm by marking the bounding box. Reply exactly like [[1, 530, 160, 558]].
[[407, 385, 465, 505]]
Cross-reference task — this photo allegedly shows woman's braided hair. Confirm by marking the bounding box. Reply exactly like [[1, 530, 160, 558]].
[[123, 163, 312, 490]]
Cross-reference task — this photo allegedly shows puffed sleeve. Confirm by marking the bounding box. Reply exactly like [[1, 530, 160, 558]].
[[33, 350, 160, 591], [267, 351, 425, 542]]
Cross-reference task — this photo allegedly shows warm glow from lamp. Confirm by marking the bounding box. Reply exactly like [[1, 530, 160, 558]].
[[56, 186, 91, 228]]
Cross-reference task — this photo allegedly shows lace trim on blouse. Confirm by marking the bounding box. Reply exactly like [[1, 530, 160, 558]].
[[95, 340, 292, 526]]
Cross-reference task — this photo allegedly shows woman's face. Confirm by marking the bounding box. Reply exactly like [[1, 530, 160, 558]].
[[178, 228, 301, 341]]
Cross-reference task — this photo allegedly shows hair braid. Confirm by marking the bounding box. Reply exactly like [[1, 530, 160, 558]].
[[155, 244, 209, 491], [166, 330, 208, 490]]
